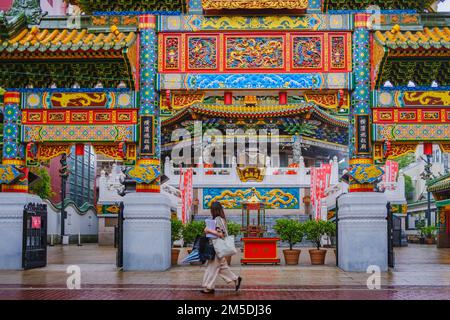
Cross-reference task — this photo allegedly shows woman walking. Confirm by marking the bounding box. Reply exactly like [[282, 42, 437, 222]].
[[201, 202, 242, 294]]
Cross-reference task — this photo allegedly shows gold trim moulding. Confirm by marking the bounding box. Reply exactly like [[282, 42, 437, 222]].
[[201, 0, 308, 10]]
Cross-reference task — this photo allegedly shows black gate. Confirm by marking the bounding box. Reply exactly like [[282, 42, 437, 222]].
[[335, 196, 339, 267], [387, 202, 395, 268], [393, 215, 402, 247], [22, 203, 48, 270], [116, 202, 124, 269]]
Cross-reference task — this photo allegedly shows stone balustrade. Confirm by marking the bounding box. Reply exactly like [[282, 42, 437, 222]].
[[164, 156, 340, 188]]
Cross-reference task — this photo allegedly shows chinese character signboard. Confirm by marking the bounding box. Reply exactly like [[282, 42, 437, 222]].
[[356, 115, 370, 154], [140, 116, 155, 156]]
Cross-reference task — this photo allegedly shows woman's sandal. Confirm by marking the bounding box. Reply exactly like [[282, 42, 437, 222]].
[[200, 289, 215, 294], [235, 276, 242, 292]]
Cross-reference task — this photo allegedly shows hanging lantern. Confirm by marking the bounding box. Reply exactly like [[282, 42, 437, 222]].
[[279, 92, 287, 105], [118, 142, 127, 159], [338, 89, 345, 107], [26, 142, 37, 160], [384, 140, 391, 157], [165, 90, 171, 109], [423, 142, 433, 156], [75, 144, 84, 156], [224, 92, 233, 105]]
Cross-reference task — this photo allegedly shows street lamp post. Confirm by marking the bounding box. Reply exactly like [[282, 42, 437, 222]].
[[421, 143, 433, 227], [59, 153, 69, 242], [426, 154, 432, 226]]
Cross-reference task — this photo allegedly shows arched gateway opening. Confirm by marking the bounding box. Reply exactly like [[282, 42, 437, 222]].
[[0, 15, 172, 271]]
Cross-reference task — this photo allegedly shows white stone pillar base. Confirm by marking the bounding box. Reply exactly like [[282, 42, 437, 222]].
[[123, 193, 171, 271], [338, 192, 388, 272], [0, 193, 42, 270]]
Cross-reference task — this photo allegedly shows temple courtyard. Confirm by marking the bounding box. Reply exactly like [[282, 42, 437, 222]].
[[0, 244, 449, 300]]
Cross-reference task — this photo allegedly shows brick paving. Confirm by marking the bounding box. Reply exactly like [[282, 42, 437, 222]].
[[1, 284, 450, 300], [0, 244, 449, 300]]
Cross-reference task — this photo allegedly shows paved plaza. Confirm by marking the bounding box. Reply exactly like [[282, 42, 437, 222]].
[[0, 244, 449, 300]]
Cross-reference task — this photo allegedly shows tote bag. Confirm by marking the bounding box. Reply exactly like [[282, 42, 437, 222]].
[[212, 217, 237, 259]]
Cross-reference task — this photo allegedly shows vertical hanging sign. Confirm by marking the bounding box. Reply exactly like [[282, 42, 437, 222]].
[[140, 115, 155, 156], [356, 115, 370, 154]]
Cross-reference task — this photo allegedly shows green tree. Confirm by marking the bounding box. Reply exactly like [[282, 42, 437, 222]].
[[29, 166, 54, 200], [227, 221, 242, 237], [396, 153, 415, 170], [303, 220, 336, 250], [171, 219, 183, 246], [273, 219, 304, 250], [182, 220, 206, 247], [404, 174, 414, 202]]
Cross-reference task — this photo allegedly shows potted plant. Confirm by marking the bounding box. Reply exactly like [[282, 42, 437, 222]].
[[225, 221, 242, 265], [171, 219, 183, 265], [273, 219, 304, 265], [304, 219, 336, 265], [419, 225, 438, 245], [416, 220, 426, 244], [182, 220, 206, 265]]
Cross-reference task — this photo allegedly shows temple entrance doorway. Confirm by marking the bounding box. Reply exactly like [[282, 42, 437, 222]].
[[26, 142, 135, 269]]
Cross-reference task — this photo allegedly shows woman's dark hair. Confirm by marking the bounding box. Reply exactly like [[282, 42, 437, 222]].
[[210, 201, 226, 220]]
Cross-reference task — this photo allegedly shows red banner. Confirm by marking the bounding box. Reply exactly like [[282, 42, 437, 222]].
[[179, 167, 193, 224], [382, 160, 399, 191], [310, 163, 332, 220]]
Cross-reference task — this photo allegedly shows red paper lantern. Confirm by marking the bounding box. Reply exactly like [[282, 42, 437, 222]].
[[224, 92, 233, 105], [279, 92, 287, 105], [75, 144, 84, 156], [338, 89, 345, 107], [118, 142, 125, 159], [423, 143, 433, 156]]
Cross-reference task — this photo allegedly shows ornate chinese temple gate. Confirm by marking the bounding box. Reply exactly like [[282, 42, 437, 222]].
[[0, 0, 448, 271], [0, 1, 173, 270]]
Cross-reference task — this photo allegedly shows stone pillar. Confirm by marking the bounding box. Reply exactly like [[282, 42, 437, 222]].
[[338, 192, 388, 272], [337, 14, 388, 272], [2, 92, 28, 193], [137, 14, 161, 193], [123, 192, 171, 271], [348, 14, 374, 192], [119, 15, 171, 271], [0, 193, 42, 270]]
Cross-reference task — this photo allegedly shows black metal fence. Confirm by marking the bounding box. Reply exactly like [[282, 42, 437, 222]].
[[116, 202, 124, 269], [387, 202, 395, 268], [22, 203, 48, 270]]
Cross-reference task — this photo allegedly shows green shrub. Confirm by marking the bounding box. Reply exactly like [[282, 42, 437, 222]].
[[419, 225, 438, 239], [29, 166, 54, 200], [182, 220, 206, 247], [273, 219, 304, 250], [171, 219, 183, 246], [404, 174, 414, 202], [303, 219, 336, 250], [227, 221, 242, 237]]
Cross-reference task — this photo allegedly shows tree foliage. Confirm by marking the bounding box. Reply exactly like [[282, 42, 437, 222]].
[[404, 174, 414, 202], [303, 219, 336, 250], [171, 219, 183, 246], [273, 219, 304, 250], [182, 220, 206, 247], [29, 166, 54, 200], [226, 221, 242, 237], [396, 153, 416, 170]]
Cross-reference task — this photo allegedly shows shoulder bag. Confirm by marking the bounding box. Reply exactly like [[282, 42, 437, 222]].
[[212, 217, 237, 259]]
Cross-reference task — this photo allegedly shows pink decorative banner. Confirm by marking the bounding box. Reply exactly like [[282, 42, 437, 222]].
[[179, 167, 193, 224], [310, 163, 332, 220], [382, 160, 399, 191]]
